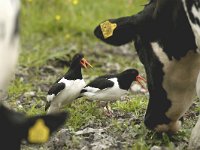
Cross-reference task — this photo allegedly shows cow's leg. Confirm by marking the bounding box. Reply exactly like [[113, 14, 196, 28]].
[[196, 71, 200, 98], [189, 116, 200, 149], [150, 43, 200, 133], [136, 40, 200, 133], [188, 72, 200, 149]]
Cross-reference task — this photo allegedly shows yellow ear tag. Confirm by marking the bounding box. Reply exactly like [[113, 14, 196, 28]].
[[100, 21, 117, 39], [28, 119, 50, 143]]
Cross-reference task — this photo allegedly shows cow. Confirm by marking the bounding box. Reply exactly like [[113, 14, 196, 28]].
[[0, 0, 20, 93], [182, 0, 200, 149], [93, 0, 200, 135], [0, 1, 68, 149]]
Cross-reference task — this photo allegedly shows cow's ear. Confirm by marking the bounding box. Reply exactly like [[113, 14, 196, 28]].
[[24, 112, 68, 144], [94, 17, 137, 46], [94, 2, 156, 46]]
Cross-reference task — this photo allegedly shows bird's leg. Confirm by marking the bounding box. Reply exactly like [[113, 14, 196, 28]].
[[103, 102, 113, 117]]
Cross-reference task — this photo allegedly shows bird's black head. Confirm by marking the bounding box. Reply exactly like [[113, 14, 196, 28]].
[[70, 53, 84, 67], [120, 69, 139, 80], [70, 53, 92, 69], [118, 69, 146, 90], [120, 69, 139, 82]]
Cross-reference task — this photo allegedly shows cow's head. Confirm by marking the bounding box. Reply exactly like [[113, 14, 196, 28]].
[[0, 104, 68, 150], [94, 0, 199, 133]]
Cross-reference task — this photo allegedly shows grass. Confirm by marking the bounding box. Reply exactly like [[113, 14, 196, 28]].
[[6, 0, 200, 149]]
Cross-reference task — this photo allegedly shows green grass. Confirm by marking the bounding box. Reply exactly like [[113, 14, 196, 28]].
[[19, 0, 146, 67], [6, 0, 199, 149]]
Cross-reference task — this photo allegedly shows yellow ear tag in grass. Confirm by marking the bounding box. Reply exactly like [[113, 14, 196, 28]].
[[100, 21, 117, 39], [28, 119, 50, 143]]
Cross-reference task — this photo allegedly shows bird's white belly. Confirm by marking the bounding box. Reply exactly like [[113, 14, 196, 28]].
[[86, 87, 128, 102], [52, 79, 86, 106]]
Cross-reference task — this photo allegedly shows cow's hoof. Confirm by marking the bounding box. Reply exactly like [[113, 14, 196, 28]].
[[188, 117, 200, 150], [154, 121, 181, 133]]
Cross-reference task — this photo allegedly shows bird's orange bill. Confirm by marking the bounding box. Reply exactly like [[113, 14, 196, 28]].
[[136, 75, 147, 90], [80, 58, 93, 69]]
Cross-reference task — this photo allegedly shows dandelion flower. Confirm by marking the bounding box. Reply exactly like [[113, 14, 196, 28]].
[[55, 15, 61, 21], [65, 34, 71, 39], [72, 0, 79, 5]]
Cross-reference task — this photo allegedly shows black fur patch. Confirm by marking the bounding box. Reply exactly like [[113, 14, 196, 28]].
[[153, 0, 197, 60], [135, 36, 171, 129]]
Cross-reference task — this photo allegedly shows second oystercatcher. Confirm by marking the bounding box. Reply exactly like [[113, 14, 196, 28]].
[[80, 68, 146, 116]]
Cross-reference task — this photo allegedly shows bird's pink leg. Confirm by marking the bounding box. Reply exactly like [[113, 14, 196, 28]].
[[103, 103, 113, 117]]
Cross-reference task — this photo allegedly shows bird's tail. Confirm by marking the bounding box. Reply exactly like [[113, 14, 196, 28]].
[[45, 101, 51, 111]]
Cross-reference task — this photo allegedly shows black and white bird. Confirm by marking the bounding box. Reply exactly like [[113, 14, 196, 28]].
[[45, 53, 92, 114], [80, 69, 146, 115]]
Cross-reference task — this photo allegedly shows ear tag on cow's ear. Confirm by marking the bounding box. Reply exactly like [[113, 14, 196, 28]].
[[28, 119, 50, 143], [100, 21, 117, 39]]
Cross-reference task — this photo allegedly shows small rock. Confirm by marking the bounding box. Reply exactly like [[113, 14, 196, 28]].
[[151, 146, 167, 150], [24, 91, 36, 97], [104, 63, 120, 74], [18, 104, 23, 109], [75, 128, 105, 136]]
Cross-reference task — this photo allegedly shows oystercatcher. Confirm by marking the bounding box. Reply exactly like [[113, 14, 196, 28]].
[[80, 69, 146, 116], [45, 53, 92, 114]]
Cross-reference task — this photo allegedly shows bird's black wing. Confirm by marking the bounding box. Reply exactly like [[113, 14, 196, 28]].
[[83, 78, 114, 91], [95, 74, 116, 79], [48, 82, 65, 95]]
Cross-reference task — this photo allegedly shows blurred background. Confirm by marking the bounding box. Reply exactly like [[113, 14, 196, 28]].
[[19, 0, 146, 67]]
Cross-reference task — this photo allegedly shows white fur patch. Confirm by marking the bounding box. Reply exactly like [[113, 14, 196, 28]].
[[182, 0, 200, 52], [155, 121, 181, 133], [151, 42, 200, 122], [0, 0, 20, 92]]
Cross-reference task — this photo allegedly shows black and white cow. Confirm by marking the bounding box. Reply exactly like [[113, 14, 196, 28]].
[[0, 1, 68, 149], [182, 0, 200, 149], [94, 0, 200, 134]]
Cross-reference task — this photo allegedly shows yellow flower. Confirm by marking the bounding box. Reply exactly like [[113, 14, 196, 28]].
[[55, 15, 61, 21], [72, 0, 79, 5], [65, 34, 71, 39]]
